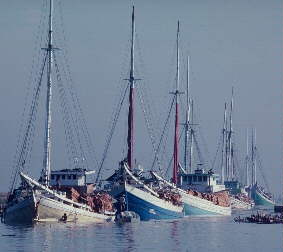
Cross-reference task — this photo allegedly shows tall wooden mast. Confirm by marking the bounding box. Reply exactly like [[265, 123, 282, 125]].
[[127, 6, 136, 170], [184, 56, 190, 173], [42, 0, 54, 186], [245, 128, 249, 186], [221, 103, 227, 184], [227, 87, 234, 180], [251, 128, 257, 186], [172, 21, 180, 184]]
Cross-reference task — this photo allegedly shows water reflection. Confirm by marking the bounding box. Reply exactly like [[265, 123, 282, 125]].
[[0, 214, 282, 252], [114, 223, 137, 251], [169, 220, 181, 252]]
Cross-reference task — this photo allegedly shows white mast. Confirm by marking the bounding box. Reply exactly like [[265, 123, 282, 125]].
[[221, 103, 227, 184], [184, 56, 190, 173], [42, 0, 53, 186], [172, 21, 182, 184], [227, 87, 234, 180], [254, 128, 257, 185], [245, 128, 249, 186], [189, 100, 194, 173], [251, 128, 256, 186]]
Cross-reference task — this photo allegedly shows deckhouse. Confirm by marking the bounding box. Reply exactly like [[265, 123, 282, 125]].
[[50, 168, 95, 187], [178, 168, 225, 193]]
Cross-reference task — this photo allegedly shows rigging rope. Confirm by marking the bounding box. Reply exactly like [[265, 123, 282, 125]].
[[136, 84, 162, 173], [56, 0, 100, 170], [9, 51, 48, 194], [9, 0, 48, 194], [151, 96, 175, 171], [165, 125, 185, 177], [95, 84, 129, 183], [255, 147, 271, 193], [53, 53, 82, 168], [211, 130, 223, 172]]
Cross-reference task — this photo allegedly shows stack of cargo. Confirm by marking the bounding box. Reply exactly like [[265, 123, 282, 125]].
[[91, 192, 114, 213], [214, 191, 230, 207], [186, 189, 230, 207], [157, 189, 182, 206], [235, 193, 253, 204]]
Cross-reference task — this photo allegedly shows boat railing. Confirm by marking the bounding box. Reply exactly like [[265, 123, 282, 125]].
[[123, 164, 159, 197], [20, 172, 95, 211]]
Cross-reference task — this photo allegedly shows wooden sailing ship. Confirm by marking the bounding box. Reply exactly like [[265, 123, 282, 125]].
[[4, 0, 115, 224]]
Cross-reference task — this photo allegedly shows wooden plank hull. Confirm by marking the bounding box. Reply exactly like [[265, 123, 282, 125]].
[[4, 195, 36, 224], [111, 183, 184, 221], [36, 194, 114, 223], [180, 191, 231, 216]]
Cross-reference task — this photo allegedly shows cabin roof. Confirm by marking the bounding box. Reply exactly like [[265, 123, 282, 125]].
[[51, 168, 95, 175]]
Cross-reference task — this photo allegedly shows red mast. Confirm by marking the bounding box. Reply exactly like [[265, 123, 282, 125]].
[[172, 21, 180, 184], [127, 6, 135, 170]]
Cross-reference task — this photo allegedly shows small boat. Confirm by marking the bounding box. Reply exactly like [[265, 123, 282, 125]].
[[115, 211, 140, 224], [4, 0, 115, 224], [234, 211, 283, 224]]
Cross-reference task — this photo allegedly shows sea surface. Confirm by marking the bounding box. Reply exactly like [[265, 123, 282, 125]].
[[0, 209, 282, 252]]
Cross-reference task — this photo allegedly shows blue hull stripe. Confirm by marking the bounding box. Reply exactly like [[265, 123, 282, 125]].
[[184, 203, 220, 216], [252, 190, 274, 206], [126, 192, 184, 221]]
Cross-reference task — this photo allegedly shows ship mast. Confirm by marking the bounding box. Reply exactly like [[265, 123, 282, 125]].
[[245, 128, 249, 186], [42, 0, 54, 186], [127, 6, 136, 170], [251, 128, 257, 186], [227, 87, 234, 181], [254, 129, 257, 185], [189, 100, 194, 173], [221, 103, 227, 184], [172, 21, 180, 184], [184, 56, 190, 173]]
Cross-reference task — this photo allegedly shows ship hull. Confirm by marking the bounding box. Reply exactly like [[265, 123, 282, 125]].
[[251, 188, 275, 206], [179, 191, 231, 216], [4, 173, 115, 224], [35, 194, 114, 223], [4, 194, 36, 224], [111, 183, 184, 221], [4, 193, 114, 223], [231, 197, 253, 210]]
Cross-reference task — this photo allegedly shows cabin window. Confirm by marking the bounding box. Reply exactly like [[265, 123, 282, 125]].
[[73, 175, 77, 180], [203, 176, 207, 182], [183, 176, 187, 182], [188, 176, 192, 183], [193, 175, 197, 182], [198, 176, 202, 182], [51, 175, 54, 180], [56, 175, 60, 180], [68, 175, 71, 180], [62, 175, 65, 180]]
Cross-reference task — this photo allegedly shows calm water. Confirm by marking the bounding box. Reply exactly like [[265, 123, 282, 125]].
[[1, 210, 282, 252]]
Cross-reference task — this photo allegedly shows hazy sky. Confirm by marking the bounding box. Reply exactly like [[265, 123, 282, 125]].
[[0, 0, 282, 195]]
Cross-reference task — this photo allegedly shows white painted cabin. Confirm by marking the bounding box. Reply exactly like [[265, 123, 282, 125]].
[[50, 168, 95, 187], [178, 169, 225, 193]]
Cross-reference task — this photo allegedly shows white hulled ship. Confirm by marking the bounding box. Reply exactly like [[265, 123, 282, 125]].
[[4, 0, 115, 224]]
